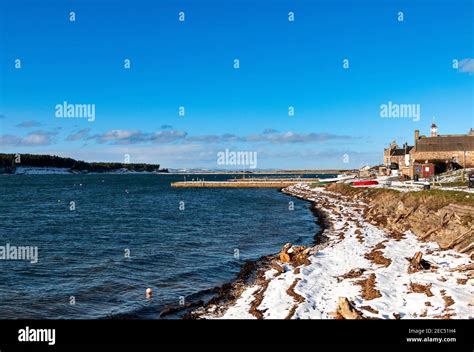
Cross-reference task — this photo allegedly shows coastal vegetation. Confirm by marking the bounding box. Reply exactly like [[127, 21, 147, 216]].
[[0, 153, 166, 173], [326, 183, 474, 209], [325, 183, 473, 255]]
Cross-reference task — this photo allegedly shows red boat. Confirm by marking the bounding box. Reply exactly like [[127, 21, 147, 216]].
[[352, 180, 379, 187]]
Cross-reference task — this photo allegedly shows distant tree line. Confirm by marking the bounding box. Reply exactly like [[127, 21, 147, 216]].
[[0, 153, 167, 173]]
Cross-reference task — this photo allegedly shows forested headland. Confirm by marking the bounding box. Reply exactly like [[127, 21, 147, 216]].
[[0, 153, 167, 173]]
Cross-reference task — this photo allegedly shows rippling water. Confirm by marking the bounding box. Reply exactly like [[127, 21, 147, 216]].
[[0, 174, 321, 319]]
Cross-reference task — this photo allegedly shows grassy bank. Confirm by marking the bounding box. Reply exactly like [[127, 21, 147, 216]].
[[326, 183, 474, 210]]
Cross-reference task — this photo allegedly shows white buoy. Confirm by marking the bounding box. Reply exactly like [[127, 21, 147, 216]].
[[145, 288, 153, 298]]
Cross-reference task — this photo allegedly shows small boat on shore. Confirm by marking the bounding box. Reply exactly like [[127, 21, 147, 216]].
[[319, 174, 356, 183], [351, 180, 379, 187]]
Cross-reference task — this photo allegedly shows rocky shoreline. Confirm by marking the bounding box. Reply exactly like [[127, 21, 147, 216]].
[[324, 183, 474, 255], [188, 183, 473, 319], [183, 193, 327, 319]]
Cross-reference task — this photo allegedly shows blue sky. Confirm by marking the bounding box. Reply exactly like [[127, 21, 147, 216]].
[[1, 0, 473, 169]]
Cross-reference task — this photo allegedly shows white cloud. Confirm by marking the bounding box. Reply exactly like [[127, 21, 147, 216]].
[[62, 127, 353, 146], [16, 120, 43, 128], [0, 130, 58, 146], [458, 58, 474, 73], [66, 128, 91, 141], [90, 129, 187, 144]]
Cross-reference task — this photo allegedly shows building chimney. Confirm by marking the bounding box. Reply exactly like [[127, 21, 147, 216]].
[[415, 129, 420, 142]]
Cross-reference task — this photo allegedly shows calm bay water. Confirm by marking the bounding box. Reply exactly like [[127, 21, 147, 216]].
[[0, 174, 320, 319]]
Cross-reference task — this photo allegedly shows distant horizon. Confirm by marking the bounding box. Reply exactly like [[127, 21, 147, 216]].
[[1, 0, 473, 170]]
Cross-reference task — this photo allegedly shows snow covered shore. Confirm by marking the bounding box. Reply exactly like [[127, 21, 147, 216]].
[[194, 183, 473, 319], [14, 166, 72, 175]]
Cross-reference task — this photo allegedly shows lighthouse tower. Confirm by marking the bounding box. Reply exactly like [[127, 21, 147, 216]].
[[430, 120, 438, 137]]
